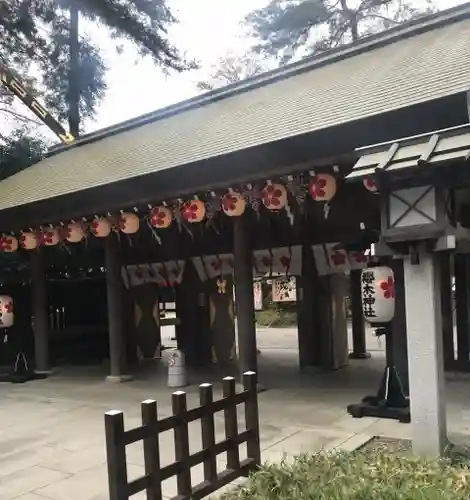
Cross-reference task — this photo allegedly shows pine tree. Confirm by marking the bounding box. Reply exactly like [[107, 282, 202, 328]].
[[245, 0, 437, 64]]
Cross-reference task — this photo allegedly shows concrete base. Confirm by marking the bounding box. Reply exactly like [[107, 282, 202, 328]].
[[105, 374, 134, 383], [348, 352, 372, 360], [34, 370, 53, 375]]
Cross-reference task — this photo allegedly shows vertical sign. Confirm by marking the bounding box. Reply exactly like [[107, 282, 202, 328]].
[[253, 281, 263, 310], [272, 277, 297, 302]]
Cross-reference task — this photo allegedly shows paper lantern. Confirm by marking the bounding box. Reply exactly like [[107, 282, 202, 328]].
[[363, 177, 378, 193], [221, 192, 246, 216], [361, 266, 395, 324], [38, 227, 60, 247], [181, 200, 206, 223], [91, 217, 112, 238], [0, 295, 13, 328], [20, 231, 38, 250], [261, 183, 287, 210], [119, 213, 140, 234], [309, 173, 337, 202], [0, 235, 18, 253], [65, 222, 85, 243], [149, 206, 172, 229]]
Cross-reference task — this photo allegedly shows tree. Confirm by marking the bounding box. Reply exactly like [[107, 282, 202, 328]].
[[0, 1, 195, 128], [196, 53, 270, 92], [245, 0, 437, 64], [0, 0, 195, 176]]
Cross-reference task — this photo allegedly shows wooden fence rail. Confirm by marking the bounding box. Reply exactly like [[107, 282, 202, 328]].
[[105, 371, 261, 500]]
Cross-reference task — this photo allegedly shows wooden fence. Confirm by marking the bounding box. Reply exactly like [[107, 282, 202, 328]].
[[105, 371, 261, 500]]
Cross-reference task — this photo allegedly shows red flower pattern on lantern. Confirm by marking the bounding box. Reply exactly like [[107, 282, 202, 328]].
[[0, 236, 15, 251], [380, 277, 395, 299], [309, 177, 327, 199], [150, 208, 171, 228], [331, 251, 346, 267], [181, 200, 205, 223], [280, 256, 291, 269], [38, 230, 55, 246], [363, 177, 378, 193], [4, 301, 13, 314], [261, 185, 285, 210], [222, 194, 238, 212]]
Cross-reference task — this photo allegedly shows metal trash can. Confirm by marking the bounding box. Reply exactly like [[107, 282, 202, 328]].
[[167, 350, 187, 388]]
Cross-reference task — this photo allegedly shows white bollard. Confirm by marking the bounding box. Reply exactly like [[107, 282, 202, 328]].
[[167, 350, 187, 388]]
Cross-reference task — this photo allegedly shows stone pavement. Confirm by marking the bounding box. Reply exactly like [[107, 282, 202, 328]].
[[0, 331, 469, 499]]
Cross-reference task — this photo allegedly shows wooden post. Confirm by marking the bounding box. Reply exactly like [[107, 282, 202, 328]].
[[141, 400, 163, 500], [199, 383, 218, 483], [105, 410, 129, 500], [223, 376, 240, 470], [243, 371, 261, 467], [439, 254, 455, 370], [172, 391, 192, 497], [30, 250, 50, 373], [233, 216, 258, 379], [296, 244, 322, 370], [454, 254, 470, 371], [348, 270, 371, 359], [105, 234, 132, 382]]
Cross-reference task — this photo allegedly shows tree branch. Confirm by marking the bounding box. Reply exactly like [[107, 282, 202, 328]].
[[0, 108, 43, 126]]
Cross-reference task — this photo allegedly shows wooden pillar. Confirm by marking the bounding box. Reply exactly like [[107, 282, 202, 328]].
[[439, 254, 455, 371], [390, 259, 409, 395], [348, 270, 371, 359], [296, 244, 321, 370], [454, 254, 470, 371], [233, 216, 258, 380], [30, 250, 50, 373], [207, 276, 237, 377], [105, 234, 132, 382], [175, 260, 211, 367]]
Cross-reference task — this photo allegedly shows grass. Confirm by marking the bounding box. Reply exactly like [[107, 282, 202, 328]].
[[220, 450, 470, 499], [255, 309, 297, 327]]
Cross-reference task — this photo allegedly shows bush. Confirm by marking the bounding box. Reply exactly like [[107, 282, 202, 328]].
[[221, 451, 470, 499], [255, 309, 297, 327]]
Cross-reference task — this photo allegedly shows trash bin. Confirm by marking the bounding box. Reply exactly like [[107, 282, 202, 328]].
[[167, 349, 187, 388]]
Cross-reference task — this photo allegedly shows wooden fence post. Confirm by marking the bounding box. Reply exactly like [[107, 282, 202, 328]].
[[172, 391, 192, 497], [244, 371, 261, 467], [141, 399, 163, 500], [105, 410, 129, 500], [199, 383, 218, 483], [223, 376, 240, 470]]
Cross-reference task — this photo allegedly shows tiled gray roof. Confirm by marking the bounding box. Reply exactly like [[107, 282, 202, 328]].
[[1, 10, 470, 211]]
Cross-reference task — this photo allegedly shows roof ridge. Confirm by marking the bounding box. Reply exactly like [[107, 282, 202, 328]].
[[49, 2, 470, 155]]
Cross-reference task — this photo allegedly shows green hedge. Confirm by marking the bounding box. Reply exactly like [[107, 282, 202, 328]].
[[221, 451, 470, 499]]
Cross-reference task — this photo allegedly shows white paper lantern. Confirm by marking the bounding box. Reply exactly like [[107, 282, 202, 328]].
[[0, 295, 14, 328], [65, 222, 85, 243], [119, 213, 140, 234], [363, 177, 378, 193], [181, 200, 206, 223], [150, 206, 172, 229], [20, 231, 38, 250], [0, 235, 18, 253], [91, 218, 112, 238], [39, 227, 60, 246], [221, 192, 246, 216], [309, 173, 337, 202], [261, 183, 287, 210], [361, 266, 395, 324]]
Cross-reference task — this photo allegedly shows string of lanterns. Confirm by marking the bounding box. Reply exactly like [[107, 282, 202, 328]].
[[0, 172, 376, 253]]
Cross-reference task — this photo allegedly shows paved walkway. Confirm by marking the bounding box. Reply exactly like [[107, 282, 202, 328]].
[[0, 329, 469, 499]]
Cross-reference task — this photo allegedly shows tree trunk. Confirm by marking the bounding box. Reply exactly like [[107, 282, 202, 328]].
[[68, 0, 80, 137], [339, 0, 359, 41]]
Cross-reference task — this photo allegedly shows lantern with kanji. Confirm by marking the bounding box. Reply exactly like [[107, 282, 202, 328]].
[[38, 227, 60, 247], [0, 235, 18, 253], [221, 191, 246, 217], [20, 231, 38, 250], [91, 217, 112, 238], [361, 266, 395, 324], [309, 173, 337, 202], [363, 177, 378, 193], [0, 295, 14, 328], [261, 183, 287, 210], [119, 213, 140, 234], [65, 222, 85, 243], [181, 199, 206, 223], [150, 206, 172, 229]]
